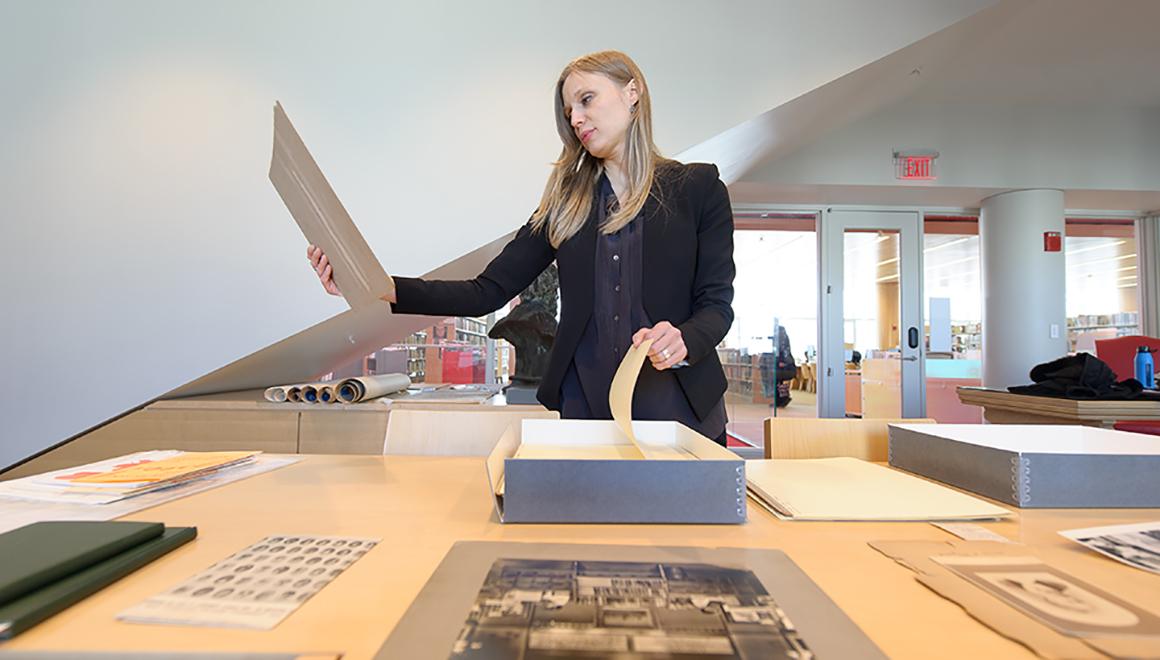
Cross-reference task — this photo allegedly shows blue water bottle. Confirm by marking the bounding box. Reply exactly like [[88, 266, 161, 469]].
[[1135, 346, 1155, 389]]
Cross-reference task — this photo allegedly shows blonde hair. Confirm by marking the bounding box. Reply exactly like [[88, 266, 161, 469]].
[[531, 50, 665, 248]]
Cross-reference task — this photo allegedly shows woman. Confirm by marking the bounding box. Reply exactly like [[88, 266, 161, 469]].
[[308, 50, 735, 444]]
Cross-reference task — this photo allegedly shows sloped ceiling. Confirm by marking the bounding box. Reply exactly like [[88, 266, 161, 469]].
[[727, 0, 1160, 209], [681, 0, 1018, 182]]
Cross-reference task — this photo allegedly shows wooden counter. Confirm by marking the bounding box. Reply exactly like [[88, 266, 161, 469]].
[[2, 389, 544, 480]]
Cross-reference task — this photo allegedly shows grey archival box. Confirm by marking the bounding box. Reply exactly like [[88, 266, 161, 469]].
[[888, 424, 1160, 508], [486, 419, 747, 524]]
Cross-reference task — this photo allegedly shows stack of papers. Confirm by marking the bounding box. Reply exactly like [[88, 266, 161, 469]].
[[0, 451, 261, 505], [747, 457, 1011, 521]]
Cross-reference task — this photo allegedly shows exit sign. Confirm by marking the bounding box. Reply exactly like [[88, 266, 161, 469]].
[[894, 150, 939, 181]]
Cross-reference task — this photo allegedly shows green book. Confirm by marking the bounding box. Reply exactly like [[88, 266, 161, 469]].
[[0, 521, 164, 604], [0, 526, 197, 639]]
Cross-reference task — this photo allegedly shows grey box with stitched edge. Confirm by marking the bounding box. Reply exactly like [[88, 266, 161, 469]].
[[888, 423, 1160, 508], [487, 419, 747, 524]]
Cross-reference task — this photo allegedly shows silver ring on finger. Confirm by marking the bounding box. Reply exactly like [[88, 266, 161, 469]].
[[661, 349, 671, 360]]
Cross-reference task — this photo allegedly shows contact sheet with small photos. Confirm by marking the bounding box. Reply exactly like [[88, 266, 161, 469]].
[[118, 534, 379, 630]]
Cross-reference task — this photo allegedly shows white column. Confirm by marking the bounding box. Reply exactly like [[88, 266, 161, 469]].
[[980, 190, 1066, 390], [1136, 214, 1160, 338]]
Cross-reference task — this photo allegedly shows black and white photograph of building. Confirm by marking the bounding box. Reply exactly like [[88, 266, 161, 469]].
[[449, 558, 812, 659]]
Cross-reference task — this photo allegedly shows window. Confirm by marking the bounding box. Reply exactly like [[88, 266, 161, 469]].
[[1065, 219, 1138, 353], [324, 311, 513, 386], [923, 215, 982, 423]]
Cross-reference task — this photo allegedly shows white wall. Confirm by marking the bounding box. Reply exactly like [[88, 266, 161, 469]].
[[0, 0, 990, 468], [743, 102, 1160, 192]]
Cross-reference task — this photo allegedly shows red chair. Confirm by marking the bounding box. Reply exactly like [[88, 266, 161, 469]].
[[1094, 334, 1160, 435]]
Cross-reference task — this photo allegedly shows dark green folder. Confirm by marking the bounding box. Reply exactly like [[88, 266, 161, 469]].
[[0, 521, 164, 604], [0, 526, 197, 639]]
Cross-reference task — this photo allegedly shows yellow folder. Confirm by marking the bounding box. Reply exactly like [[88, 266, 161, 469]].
[[747, 457, 1011, 521], [69, 451, 259, 484]]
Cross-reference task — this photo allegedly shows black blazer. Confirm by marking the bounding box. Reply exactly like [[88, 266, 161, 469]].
[[391, 161, 735, 421]]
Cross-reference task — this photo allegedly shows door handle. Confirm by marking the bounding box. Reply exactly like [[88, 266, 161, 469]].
[[907, 327, 920, 349], [901, 356, 918, 362]]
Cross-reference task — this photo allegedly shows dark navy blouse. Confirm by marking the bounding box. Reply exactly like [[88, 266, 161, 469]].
[[559, 174, 727, 443]]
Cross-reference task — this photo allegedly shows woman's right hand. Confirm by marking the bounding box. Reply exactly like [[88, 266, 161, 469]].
[[307, 244, 342, 296]]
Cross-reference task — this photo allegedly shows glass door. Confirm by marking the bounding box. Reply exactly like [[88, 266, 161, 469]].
[[820, 210, 925, 418], [719, 211, 819, 449]]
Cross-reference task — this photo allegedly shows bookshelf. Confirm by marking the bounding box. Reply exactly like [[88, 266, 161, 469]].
[[717, 348, 767, 403], [327, 315, 503, 385], [950, 322, 981, 355], [399, 330, 428, 381], [1067, 312, 1140, 353], [941, 314, 1143, 355]]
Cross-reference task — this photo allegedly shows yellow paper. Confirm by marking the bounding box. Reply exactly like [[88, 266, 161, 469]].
[[71, 451, 260, 484], [609, 339, 652, 453], [746, 457, 1011, 521], [513, 444, 649, 460]]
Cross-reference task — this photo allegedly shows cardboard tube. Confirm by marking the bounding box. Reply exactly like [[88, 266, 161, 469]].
[[337, 380, 363, 403], [336, 373, 411, 403], [319, 385, 336, 403], [301, 380, 320, 401], [263, 386, 288, 403]]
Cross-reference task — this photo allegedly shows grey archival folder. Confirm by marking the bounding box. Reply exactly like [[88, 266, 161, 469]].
[[375, 541, 887, 660], [269, 102, 394, 309]]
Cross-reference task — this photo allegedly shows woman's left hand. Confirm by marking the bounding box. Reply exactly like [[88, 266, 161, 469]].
[[632, 321, 687, 370]]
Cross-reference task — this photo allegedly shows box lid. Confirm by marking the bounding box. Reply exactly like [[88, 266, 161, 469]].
[[891, 423, 1160, 455]]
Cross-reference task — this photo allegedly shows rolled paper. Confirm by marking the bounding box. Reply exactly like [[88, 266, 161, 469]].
[[319, 385, 336, 403], [298, 382, 335, 403], [337, 380, 363, 403], [272, 377, 402, 404], [263, 386, 288, 403], [335, 373, 411, 403]]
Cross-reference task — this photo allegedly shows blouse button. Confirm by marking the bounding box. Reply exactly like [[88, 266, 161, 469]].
[[612, 254, 620, 262]]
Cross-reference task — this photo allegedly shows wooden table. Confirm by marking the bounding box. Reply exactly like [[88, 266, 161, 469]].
[[957, 386, 1160, 427], [4, 455, 1159, 659]]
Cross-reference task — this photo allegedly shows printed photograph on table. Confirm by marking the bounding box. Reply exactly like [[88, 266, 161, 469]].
[[118, 534, 378, 630], [1060, 521, 1160, 575], [449, 558, 812, 659], [933, 555, 1160, 638]]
